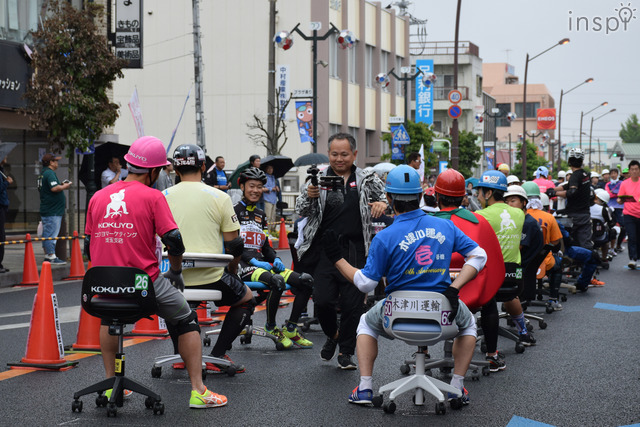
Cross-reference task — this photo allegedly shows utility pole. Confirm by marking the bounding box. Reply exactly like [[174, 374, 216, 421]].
[[451, 0, 462, 170], [192, 0, 206, 150], [267, 0, 277, 154]]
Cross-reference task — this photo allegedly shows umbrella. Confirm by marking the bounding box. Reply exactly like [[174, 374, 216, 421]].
[[465, 177, 479, 188], [260, 155, 294, 179], [294, 152, 329, 167], [0, 142, 17, 161], [373, 162, 396, 176], [227, 160, 251, 189], [79, 142, 131, 189]]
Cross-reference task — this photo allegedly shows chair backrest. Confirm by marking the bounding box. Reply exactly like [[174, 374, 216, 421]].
[[592, 218, 608, 241], [81, 266, 157, 325], [382, 290, 459, 346], [522, 244, 553, 301], [495, 263, 523, 302]]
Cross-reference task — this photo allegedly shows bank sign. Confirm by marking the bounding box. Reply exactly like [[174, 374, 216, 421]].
[[0, 41, 31, 110], [415, 59, 434, 125]]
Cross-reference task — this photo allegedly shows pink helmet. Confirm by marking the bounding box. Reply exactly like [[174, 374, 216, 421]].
[[124, 136, 170, 169]]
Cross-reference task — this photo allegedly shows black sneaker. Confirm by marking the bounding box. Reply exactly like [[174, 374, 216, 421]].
[[485, 354, 506, 372], [337, 354, 357, 370], [321, 337, 338, 361], [519, 332, 536, 346]]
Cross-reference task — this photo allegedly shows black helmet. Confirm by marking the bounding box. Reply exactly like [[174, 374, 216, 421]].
[[239, 167, 267, 185], [173, 144, 205, 168]]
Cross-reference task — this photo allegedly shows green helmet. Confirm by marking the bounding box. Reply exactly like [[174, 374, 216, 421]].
[[521, 181, 541, 197]]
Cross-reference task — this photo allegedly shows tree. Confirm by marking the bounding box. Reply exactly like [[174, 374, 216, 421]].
[[23, 0, 125, 236], [620, 113, 640, 144], [455, 130, 482, 178], [23, 0, 125, 153], [381, 121, 438, 168], [246, 89, 291, 155], [511, 140, 549, 179]]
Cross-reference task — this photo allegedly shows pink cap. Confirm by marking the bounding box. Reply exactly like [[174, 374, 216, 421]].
[[124, 136, 170, 169]]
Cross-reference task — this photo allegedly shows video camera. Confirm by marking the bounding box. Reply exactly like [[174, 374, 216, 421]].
[[307, 165, 319, 186], [306, 165, 344, 192]]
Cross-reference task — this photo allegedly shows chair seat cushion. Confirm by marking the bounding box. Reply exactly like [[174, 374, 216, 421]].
[[392, 319, 442, 333], [182, 289, 223, 302]]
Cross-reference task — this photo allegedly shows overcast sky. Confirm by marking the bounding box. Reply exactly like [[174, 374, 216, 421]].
[[405, 0, 638, 146]]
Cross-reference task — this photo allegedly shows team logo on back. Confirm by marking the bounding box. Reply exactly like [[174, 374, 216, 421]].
[[499, 209, 516, 232], [104, 189, 129, 218]]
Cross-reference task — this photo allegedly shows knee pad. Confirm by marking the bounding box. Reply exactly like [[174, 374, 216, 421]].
[[238, 299, 256, 315], [298, 272, 314, 290], [175, 310, 200, 336], [269, 274, 286, 291], [356, 313, 379, 340]]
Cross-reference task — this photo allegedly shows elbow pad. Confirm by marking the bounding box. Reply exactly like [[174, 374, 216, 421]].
[[161, 229, 185, 256], [224, 236, 245, 257], [84, 235, 91, 261]]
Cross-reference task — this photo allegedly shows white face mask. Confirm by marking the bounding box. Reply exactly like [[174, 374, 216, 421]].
[[610, 177, 619, 184]]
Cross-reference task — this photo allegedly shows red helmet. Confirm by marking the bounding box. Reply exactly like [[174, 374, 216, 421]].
[[425, 187, 435, 196], [434, 169, 466, 197]]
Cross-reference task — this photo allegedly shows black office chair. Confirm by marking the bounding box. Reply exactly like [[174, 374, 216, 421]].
[[520, 244, 555, 319], [493, 263, 527, 354], [72, 267, 165, 417]]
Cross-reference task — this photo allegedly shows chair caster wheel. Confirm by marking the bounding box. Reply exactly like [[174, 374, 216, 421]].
[[275, 342, 285, 351], [107, 403, 117, 417], [561, 295, 567, 302], [153, 401, 165, 415], [435, 401, 446, 415], [515, 343, 525, 354], [471, 370, 480, 381], [145, 396, 154, 409], [526, 323, 533, 332], [400, 364, 411, 375], [71, 400, 83, 412], [226, 365, 237, 377], [539, 321, 547, 330], [240, 336, 247, 345], [546, 305, 554, 314], [450, 397, 463, 410], [383, 402, 396, 414], [96, 395, 108, 407], [480, 342, 487, 353], [151, 366, 162, 378], [372, 395, 383, 407], [482, 366, 490, 376], [203, 337, 211, 346]]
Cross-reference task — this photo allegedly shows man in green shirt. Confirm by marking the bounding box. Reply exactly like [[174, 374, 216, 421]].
[[38, 153, 71, 264]]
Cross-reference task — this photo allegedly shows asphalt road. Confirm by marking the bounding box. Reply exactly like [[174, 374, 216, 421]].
[[0, 249, 639, 426]]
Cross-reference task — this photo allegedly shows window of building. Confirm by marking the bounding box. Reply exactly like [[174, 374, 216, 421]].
[[365, 45, 373, 87], [348, 126, 358, 138], [476, 75, 483, 98], [514, 102, 540, 119], [433, 121, 443, 133], [329, 33, 339, 79], [381, 132, 390, 156], [495, 103, 512, 127], [348, 41, 357, 83], [0, 0, 45, 43], [395, 56, 403, 96], [379, 51, 389, 91], [329, 123, 340, 137]]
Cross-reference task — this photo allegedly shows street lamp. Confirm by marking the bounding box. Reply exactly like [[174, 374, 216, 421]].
[[475, 107, 516, 170], [521, 37, 570, 180], [579, 101, 608, 149], [556, 77, 594, 171], [376, 67, 427, 127], [274, 23, 354, 153], [589, 108, 616, 167]]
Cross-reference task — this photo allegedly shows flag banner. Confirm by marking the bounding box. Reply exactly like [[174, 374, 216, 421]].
[[295, 100, 314, 143], [485, 147, 495, 170], [166, 85, 192, 154], [128, 87, 144, 138], [418, 144, 425, 182]]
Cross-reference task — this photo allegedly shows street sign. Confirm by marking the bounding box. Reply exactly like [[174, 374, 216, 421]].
[[484, 141, 495, 147], [448, 90, 462, 104], [391, 124, 411, 145], [310, 22, 322, 31], [388, 116, 404, 124], [400, 66, 412, 74], [292, 89, 313, 98], [448, 105, 462, 119]]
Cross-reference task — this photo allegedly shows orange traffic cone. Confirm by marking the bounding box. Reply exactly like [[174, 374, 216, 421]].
[[278, 218, 289, 250], [8, 262, 78, 370], [18, 233, 39, 286], [68, 307, 101, 352], [196, 304, 218, 325], [127, 315, 169, 339], [64, 231, 85, 280]]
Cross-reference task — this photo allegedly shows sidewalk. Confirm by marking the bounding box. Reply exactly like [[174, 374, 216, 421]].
[[0, 244, 78, 289]]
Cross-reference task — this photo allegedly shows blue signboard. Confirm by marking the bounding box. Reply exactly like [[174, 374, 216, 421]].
[[391, 124, 410, 145], [415, 59, 434, 125]]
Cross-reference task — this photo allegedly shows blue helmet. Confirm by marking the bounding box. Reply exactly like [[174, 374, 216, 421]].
[[476, 170, 508, 192], [385, 165, 423, 200], [535, 166, 549, 179]]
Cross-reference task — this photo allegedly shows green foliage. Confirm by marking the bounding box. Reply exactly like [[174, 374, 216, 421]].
[[23, 0, 125, 154], [620, 114, 640, 144], [381, 121, 438, 168], [455, 130, 482, 178], [511, 140, 549, 180]]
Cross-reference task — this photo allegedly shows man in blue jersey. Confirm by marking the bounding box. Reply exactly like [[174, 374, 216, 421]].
[[321, 165, 486, 406]]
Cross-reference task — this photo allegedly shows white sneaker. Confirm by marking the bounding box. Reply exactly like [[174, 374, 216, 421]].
[[548, 299, 563, 311], [628, 261, 637, 270]]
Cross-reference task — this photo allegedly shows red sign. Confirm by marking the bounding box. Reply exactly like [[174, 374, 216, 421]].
[[537, 108, 556, 130]]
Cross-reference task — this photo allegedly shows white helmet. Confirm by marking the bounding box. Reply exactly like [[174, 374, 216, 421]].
[[601, 169, 610, 175], [507, 175, 521, 185], [569, 148, 585, 160], [594, 188, 610, 204], [558, 171, 566, 179], [540, 192, 550, 207], [566, 169, 573, 176], [590, 171, 600, 179], [504, 185, 528, 202]]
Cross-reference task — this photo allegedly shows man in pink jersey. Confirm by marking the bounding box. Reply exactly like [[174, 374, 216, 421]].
[[85, 136, 230, 409], [617, 160, 640, 269], [532, 166, 555, 194]]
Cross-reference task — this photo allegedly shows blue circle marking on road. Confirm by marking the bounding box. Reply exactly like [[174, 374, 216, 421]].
[[448, 105, 462, 119]]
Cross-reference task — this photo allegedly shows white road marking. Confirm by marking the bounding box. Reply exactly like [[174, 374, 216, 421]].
[[0, 305, 81, 331]]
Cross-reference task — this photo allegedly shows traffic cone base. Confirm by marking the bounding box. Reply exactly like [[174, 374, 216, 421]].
[[18, 233, 39, 286], [8, 262, 78, 371], [69, 307, 102, 352], [126, 315, 169, 339]]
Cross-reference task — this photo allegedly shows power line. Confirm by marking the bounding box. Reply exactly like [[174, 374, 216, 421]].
[[144, 52, 194, 67], [145, 33, 191, 48]]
